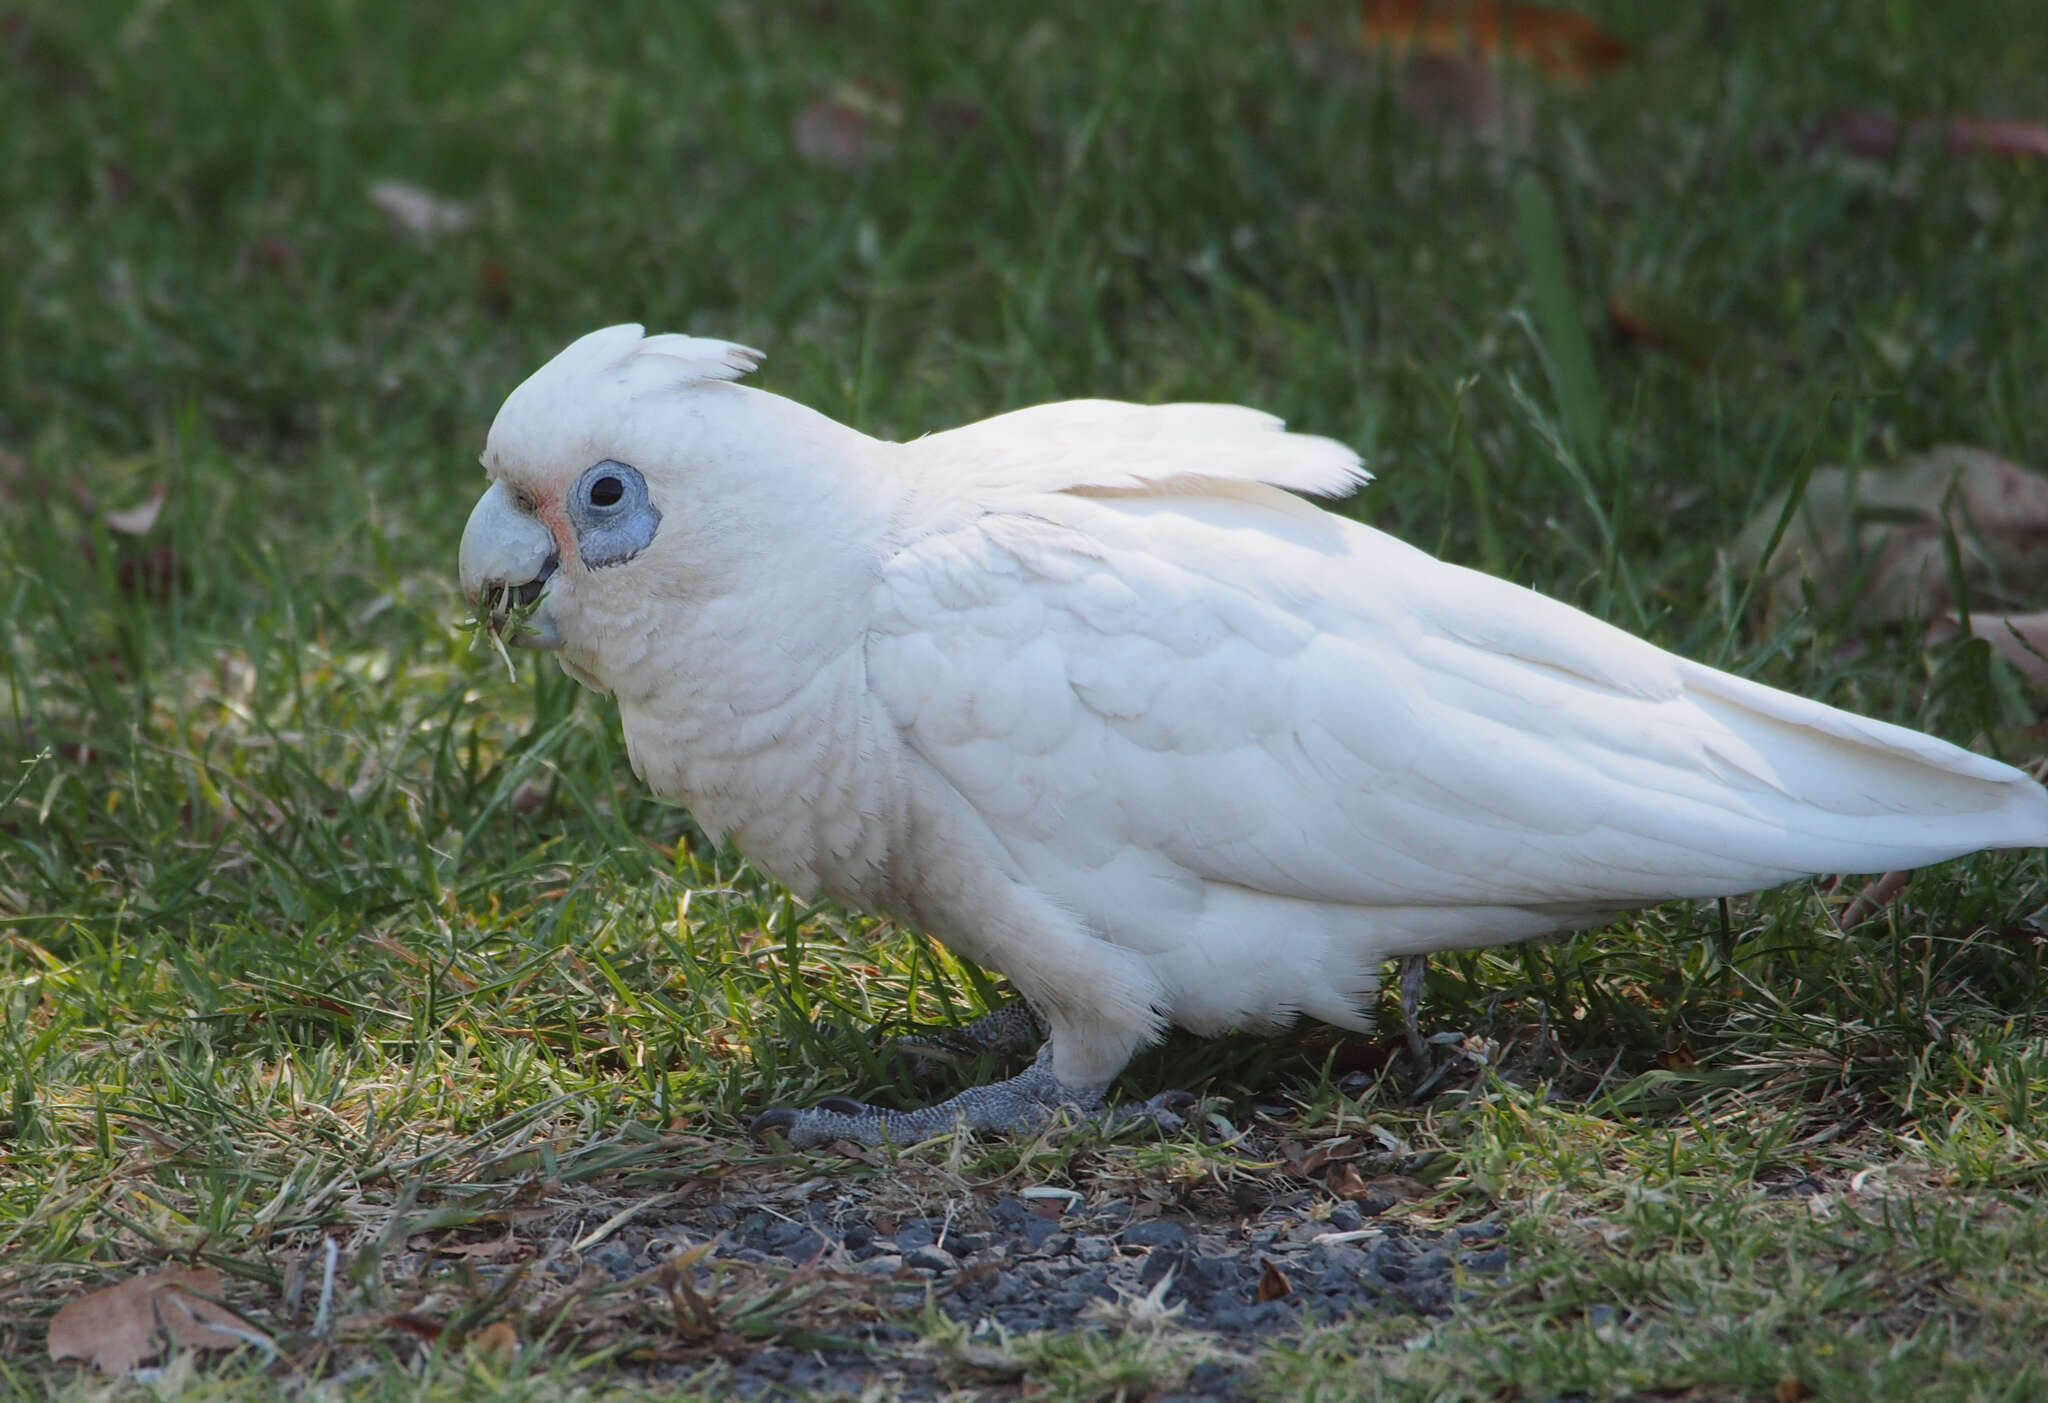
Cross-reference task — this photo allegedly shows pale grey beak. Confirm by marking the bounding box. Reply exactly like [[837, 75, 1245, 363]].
[[458, 481, 562, 649]]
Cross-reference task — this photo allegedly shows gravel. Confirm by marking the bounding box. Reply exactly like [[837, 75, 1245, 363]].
[[565, 1181, 1510, 1400]]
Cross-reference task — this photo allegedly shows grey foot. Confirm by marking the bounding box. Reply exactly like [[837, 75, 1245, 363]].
[[750, 1058, 1100, 1149], [749, 1060, 1193, 1151], [890, 1001, 1049, 1075]]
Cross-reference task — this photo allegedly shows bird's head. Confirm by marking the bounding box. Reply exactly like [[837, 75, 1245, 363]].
[[458, 324, 887, 698], [464, 327, 831, 696]]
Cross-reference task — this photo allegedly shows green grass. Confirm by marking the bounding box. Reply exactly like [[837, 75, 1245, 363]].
[[5, 1, 2048, 1397]]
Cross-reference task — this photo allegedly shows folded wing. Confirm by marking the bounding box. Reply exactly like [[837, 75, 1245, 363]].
[[868, 407, 2048, 926]]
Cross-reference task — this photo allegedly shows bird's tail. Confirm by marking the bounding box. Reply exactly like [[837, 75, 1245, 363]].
[[1677, 659, 2048, 871]]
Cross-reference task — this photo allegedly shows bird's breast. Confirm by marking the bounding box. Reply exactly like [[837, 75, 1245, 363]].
[[614, 650, 906, 908]]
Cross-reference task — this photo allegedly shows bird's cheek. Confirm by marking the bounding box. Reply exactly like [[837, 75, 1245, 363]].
[[536, 500, 581, 570]]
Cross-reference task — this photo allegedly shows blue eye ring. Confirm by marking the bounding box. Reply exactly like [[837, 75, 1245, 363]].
[[568, 460, 659, 568]]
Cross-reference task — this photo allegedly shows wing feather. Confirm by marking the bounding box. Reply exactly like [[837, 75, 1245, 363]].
[[868, 469, 2048, 926]]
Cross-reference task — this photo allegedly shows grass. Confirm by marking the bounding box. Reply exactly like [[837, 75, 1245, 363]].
[[4, 0, 2048, 1397]]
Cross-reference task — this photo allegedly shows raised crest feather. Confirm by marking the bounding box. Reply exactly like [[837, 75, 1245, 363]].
[[636, 331, 763, 382], [548, 322, 762, 393]]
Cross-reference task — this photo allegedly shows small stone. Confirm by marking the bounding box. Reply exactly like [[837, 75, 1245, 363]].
[[1326, 1202, 1366, 1232], [891, 1219, 938, 1250], [1074, 1235, 1115, 1264], [1139, 1245, 1188, 1288], [841, 1224, 873, 1250], [1068, 1267, 1111, 1296], [1020, 1217, 1062, 1250], [991, 1197, 1033, 1227], [1402, 1277, 1453, 1313], [774, 1231, 827, 1263], [1251, 1299, 1292, 1325], [860, 1253, 904, 1276], [588, 1243, 635, 1279], [1207, 1305, 1255, 1332], [1123, 1220, 1185, 1249], [1187, 1361, 1244, 1394], [1462, 1247, 1509, 1273], [1187, 1253, 1245, 1292], [905, 1245, 957, 1272], [1306, 1242, 1368, 1275]]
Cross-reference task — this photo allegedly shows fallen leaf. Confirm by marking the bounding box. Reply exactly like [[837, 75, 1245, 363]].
[[243, 237, 298, 271], [924, 97, 985, 144], [1256, 1258, 1293, 1302], [1948, 117, 2048, 159], [1299, 1136, 1368, 1175], [1733, 445, 2048, 625], [1927, 610, 2048, 690], [369, 179, 472, 237], [1360, 0, 1628, 89], [1657, 1040, 1696, 1071], [792, 80, 903, 170], [1776, 1376, 1816, 1403], [469, 1319, 519, 1366], [478, 258, 512, 314], [1607, 286, 1709, 372], [1839, 869, 1913, 928], [48, 1268, 265, 1374], [1367, 1174, 1433, 1200], [103, 483, 167, 536], [117, 545, 182, 601], [1326, 1162, 1372, 1200], [437, 1229, 527, 1262], [0, 447, 28, 504], [386, 1312, 446, 1341], [1807, 110, 2048, 162], [1395, 51, 1528, 140]]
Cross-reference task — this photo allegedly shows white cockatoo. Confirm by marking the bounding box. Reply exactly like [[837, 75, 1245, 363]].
[[459, 325, 2048, 1147]]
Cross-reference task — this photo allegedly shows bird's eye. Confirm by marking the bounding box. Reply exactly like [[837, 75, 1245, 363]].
[[588, 475, 624, 508]]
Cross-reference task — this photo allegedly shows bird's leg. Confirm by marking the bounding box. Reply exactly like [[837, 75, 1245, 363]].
[[1398, 954, 1430, 1071]]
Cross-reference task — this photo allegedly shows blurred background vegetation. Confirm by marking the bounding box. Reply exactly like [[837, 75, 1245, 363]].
[[3, 1, 2048, 1393]]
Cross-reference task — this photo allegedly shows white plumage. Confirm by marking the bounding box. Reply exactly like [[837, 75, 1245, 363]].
[[459, 325, 2048, 1145]]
